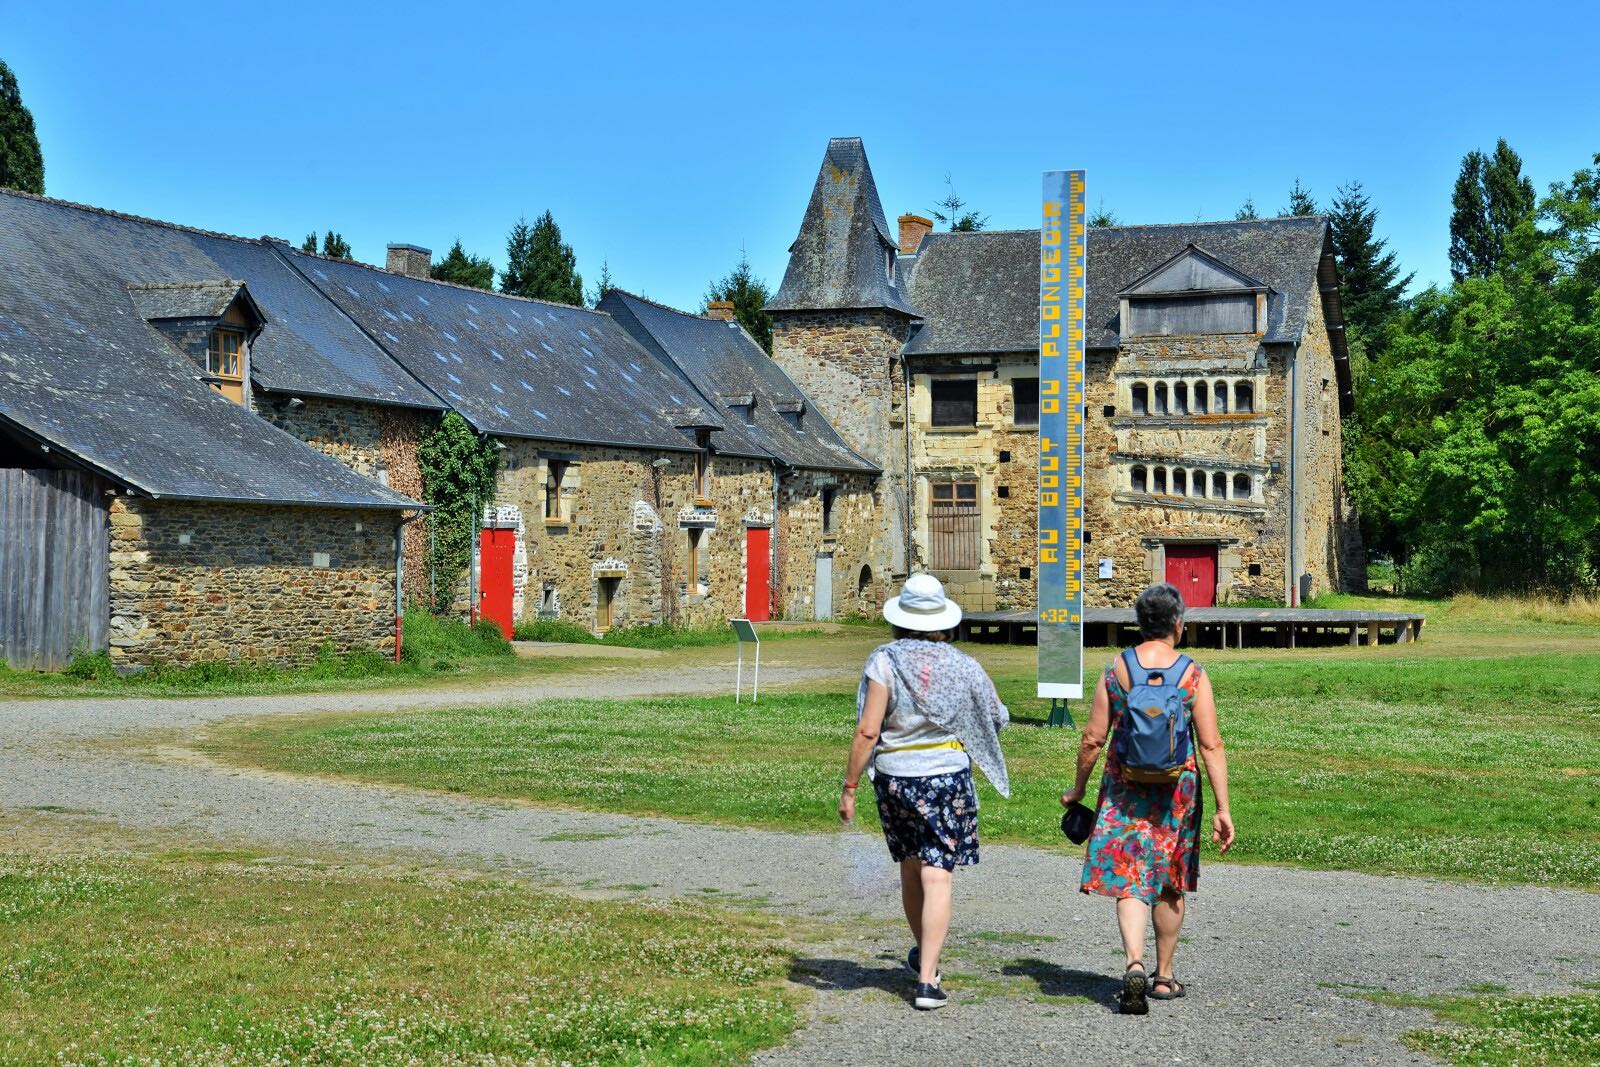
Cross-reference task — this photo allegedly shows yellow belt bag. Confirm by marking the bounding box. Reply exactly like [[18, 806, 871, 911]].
[[877, 740, 966, 755]]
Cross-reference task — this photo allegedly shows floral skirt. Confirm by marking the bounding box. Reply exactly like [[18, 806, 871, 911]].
[[872, 769, 980, 870]]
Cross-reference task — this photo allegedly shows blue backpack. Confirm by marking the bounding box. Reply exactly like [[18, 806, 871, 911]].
[[1115, 650, 1194, 784]]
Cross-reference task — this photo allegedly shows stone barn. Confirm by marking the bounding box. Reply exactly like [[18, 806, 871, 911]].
[[0, 191, 421, 669]]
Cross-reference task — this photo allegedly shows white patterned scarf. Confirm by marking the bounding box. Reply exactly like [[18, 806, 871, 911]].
[[857, 638, 1011, 797]]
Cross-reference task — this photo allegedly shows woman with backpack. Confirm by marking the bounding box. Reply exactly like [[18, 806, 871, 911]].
[[839, 573, 1011, 1012], [1060, 581, 1235, 1015]]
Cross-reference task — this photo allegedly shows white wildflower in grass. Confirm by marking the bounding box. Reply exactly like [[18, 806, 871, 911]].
[[0, 846, 798, 1065]]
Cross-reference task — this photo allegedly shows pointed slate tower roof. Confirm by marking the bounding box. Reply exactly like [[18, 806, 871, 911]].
[[765, 137, 920, 316]]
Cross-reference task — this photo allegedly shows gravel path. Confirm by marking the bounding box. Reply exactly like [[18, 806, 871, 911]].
[[3, 656, 1596, 1066]]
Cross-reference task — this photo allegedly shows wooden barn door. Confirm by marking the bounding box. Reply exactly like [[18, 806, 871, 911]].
[[744, 527, 771, 622], [0, 469, 109, 670], [1164, 544, 1218, 608], [478, 528, 516, 638]]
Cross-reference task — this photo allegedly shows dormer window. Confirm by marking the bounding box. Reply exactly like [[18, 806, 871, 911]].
[[207, 328, 245, 404], [886, 248, 895, 282], [1119, 245, 1268, 338], [775, 401, 805, 431]]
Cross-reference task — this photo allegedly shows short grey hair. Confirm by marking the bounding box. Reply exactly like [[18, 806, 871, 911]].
[[1135, 582, 1186, 639]]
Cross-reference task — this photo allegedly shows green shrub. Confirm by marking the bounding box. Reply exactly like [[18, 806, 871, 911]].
[[401, 611, 513, 663], [513, 619, 599, 644], [64, 647, 117, 681]]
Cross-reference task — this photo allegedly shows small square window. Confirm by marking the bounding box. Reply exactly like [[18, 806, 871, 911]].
[[1248, 563, 1262, 576], [998, 485, 1010, 499], [1020, 566, 1032, 580], [1103, 405, 1116, 418], [999, 450, 1011, 463]]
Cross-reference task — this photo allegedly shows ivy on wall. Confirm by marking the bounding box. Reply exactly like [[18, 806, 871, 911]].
[[417, 412, 500, 615]]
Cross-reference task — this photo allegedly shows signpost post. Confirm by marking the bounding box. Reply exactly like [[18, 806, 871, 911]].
[[731, 617, 760, 703], [1037, 169, 1088, 727]]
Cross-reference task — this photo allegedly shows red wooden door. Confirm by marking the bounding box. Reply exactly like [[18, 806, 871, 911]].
[[744, 527, 771, 621], [1164, 544, 1218, 608], [479, 528, 516, 638]]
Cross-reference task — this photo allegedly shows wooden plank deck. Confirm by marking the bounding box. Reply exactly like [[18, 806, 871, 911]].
[[958, 606, 1427, 648]]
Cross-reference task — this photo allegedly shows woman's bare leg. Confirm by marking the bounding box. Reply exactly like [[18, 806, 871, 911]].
[[1116, 897, 1151, 969], [899, 858, 924, 947], [917, 864, 954, 984], [1153, 887, 1185, 978]]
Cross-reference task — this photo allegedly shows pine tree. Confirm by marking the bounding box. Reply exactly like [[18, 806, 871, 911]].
[[299, 231, 352, 259], [321, 232, 352, 259], [499, 212, 583, 305], [704, 250, 773, 353], [931, 174, 988, 232], [1484, 138, 1536, 251], [1235, 197, 1260, 221], [1449, 140, 1537, 280], [0, 60, 44, 194], [1328, 181, 1413, 338], [1283, 178, 1317, 216], [430, 240, 495, 290], [587, 260, 615, 307], [1087, 199, 1119, 227]]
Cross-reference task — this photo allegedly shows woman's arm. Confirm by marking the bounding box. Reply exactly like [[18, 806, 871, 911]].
[[1191, 670, 1236, 853], [1060, 672, 1111, 807], [839, 679, 888, 823]]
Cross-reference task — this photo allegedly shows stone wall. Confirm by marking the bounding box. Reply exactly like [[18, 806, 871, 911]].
[[775, 469, 883, 620], [772, 309, 912, 579], [256, 393, 434, 605], [1294, 287, 1364, 597], [493, 441, 778, 633], [106, 497, 398, 668]]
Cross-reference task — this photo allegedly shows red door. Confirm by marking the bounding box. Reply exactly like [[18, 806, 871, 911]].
[[479, 528, 516, 638], [1164, 544, 1218, 608], [744, 527, 771, 621]]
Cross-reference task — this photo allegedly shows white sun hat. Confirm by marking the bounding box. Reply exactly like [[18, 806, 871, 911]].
[[883, 572, 963, 632]]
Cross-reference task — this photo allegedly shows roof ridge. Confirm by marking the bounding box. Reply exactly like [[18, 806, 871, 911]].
[[924, 215, 1328, 239], [0, 186, 282, 247], [126, 278, 244, 290], [611, 287, 731, 323], [287, 243, 617, 317]]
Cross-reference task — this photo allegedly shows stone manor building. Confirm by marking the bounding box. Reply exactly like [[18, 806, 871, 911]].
[[768, 138, 1363, 610]]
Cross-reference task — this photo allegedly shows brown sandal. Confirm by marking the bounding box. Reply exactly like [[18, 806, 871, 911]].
[[1148, 974, 1186, 999]]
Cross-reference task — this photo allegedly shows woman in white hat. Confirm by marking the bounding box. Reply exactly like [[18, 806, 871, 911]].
[[839, 573, 1011, 1011]]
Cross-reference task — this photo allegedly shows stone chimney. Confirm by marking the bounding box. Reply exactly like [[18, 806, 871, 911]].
[[898, 214, 933, 255], [386, 243, 432, 279], [705, 300, 736, 321]]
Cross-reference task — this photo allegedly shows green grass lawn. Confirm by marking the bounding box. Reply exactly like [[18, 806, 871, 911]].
[[0, 824, 799, 1065], [1339, 986, 1600, 1065], [198, 613, 1600, 886]]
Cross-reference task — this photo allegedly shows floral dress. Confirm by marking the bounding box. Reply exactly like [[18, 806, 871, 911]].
[[1079, 657, 1202, 904]]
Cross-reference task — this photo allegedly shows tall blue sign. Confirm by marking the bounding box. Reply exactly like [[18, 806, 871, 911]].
[[1038, 170, 1086, 701]]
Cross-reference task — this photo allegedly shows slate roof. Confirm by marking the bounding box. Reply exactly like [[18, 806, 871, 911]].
[[766, 138, 920, 316], [902, 216, 1335, 356], [599, 290, 877, 473], [283, 250, 713, 453], [0, 191, 420, 508]]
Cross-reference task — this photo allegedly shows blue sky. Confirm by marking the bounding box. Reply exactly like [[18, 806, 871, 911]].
[[6, 0, 1599, 310]]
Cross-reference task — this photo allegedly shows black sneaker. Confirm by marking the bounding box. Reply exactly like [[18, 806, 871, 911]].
[[906, 946, 941, 984], [913, 981, 948, 1010]]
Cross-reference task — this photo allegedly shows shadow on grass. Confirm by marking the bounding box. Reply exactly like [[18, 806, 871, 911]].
[[789, 957, 912, 1004], [1002, 957, 1120, 1011]]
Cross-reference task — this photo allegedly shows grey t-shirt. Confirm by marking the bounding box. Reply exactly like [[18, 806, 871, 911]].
[[865, 649, 971, 778]]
